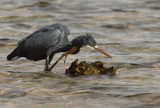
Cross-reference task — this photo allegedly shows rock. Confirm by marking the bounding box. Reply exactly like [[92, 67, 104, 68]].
[[65, 59, 117, 76]]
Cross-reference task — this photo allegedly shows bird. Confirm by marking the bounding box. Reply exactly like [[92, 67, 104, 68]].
[[7, 23, 113, 71]]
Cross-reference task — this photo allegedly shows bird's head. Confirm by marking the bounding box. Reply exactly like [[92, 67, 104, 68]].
[[71, 33, 113, 59], [72, 33, 96, 48]]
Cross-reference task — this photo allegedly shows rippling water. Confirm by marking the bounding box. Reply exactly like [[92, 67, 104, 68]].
[[0, 0, 160, 108]]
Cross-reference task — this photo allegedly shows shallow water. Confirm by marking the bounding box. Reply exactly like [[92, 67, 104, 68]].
[[0, 0, 160, 108]]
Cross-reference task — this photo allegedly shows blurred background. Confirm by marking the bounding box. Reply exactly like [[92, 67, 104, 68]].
[[0, 0, 160, 108]]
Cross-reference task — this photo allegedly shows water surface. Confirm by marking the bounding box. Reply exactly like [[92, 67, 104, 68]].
[[0, 0, 160, 108]]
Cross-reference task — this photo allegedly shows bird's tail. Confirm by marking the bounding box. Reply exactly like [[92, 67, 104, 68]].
[[7, 47, 20, 61]]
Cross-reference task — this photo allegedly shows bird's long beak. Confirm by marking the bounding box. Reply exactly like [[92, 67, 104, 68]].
[[92, 46, 114, 59]]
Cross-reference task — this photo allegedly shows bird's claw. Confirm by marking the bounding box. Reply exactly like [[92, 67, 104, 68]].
[[64, 55, 68, 63], [63, 46, 77, 63]]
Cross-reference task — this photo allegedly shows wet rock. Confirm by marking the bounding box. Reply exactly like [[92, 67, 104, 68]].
[[65, 59, 117, 76]]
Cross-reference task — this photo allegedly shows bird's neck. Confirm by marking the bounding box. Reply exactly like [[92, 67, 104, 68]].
[[65, 44, 80, 54], [69, 36, 86, 54]]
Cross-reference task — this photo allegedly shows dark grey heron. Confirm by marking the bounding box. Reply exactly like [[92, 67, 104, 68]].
[[7, 23, 113, 71]]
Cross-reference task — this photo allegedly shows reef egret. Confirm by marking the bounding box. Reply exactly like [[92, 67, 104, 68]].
[[7, 23, 113, 71]]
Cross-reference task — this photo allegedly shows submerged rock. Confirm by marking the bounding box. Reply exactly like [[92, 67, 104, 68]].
[[65, 59, 117, 76]]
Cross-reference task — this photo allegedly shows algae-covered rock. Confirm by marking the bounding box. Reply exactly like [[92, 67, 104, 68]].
[[65, 59, 117, 76]]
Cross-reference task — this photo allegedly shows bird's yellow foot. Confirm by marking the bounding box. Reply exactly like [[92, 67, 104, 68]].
[[63, 46, 77, 63], [64, 55, 68, 63]]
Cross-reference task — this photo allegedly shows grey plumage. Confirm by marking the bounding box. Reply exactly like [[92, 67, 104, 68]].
[[7, 23, 113, 71], [7, 23, 70, 61]]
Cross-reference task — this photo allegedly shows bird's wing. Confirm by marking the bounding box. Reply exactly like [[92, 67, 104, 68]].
[[21, 27, 62, 53], [18, 25, 58, 46]]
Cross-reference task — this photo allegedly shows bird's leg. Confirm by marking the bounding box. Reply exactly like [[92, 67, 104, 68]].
[[48, 53, 54, 64], [44, 56, 50, 71], [64, 56, 68, 63], [48, 53, 65, 71], [48, 46, 77, 71], [64, 46, 77, 63]]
